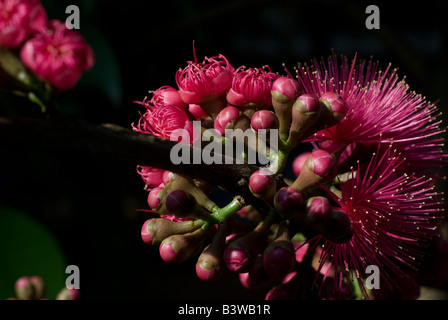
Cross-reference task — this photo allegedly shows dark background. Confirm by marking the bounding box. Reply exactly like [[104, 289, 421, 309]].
[[0, 0, 447, 299]]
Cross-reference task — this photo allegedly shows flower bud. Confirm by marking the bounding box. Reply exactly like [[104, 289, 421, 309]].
[[274, 187, 304, 216], [15, 276, 35, 300], [271, 77, 303, 140], [263, 222, 296, 276], [250, 110, 279, 133], [224, 217, 274, 273], [164, 173, 217, 212], [291, 149, 337, 192], [29, 276, 46, 300], [318, 210, 353, 244], [165, 189, 211, 220], [287, 94, 321, 147], [147, 187, 165, 211], [306, 196, 333, 224], [56, 287, 81, 300], [141, 218, 205, 245], [320, 92, 348, 122], [159, 228, 207, 263], [249, 170, 276, 202], [196, 224, 227, 281], [214, 105, 241, 135], [292, 152, 312, 176]]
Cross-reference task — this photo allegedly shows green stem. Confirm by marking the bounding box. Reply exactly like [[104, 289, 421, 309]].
[[210, 197, 244, 223]]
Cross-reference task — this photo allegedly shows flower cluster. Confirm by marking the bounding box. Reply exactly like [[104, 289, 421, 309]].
[[0, 0, 94, 90], [133, 48, 447, 300]]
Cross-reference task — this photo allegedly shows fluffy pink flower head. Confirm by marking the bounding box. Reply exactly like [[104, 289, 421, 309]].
[[136, 165, 165, 188], [312, 146, 444, 297], [0, 0, 46, 48], [20, 19, 95, 90], [149, 85, 188, 110], [133, 98, 197, 144], [297, 52, 447, 171], [175, 52, 234, 104], [226, 65, 279, 109]]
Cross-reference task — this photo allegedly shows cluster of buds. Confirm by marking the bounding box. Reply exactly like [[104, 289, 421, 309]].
[[6, 276, 80, 300], [134, 47, 447, 300], [0, 0, 94, 91]]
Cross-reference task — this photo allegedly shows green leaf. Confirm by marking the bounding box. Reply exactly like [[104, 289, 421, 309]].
[[0, 206, 67, 300]]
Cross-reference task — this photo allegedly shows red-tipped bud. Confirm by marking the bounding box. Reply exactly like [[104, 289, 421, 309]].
[[287, 94, 321, 146], [147, 187, 165, 211], [165, 189, 211, 220], [223, 247, 250, 272], [29, 276, 46, 300], [320, 92, 348, 121], [292, 152, 312, 176], [320, 210, 353, 244], [291, 149, 337, 192], [306, 196, 333, 223], [296, 94, 321, 113], [159, 228, 206, 263], [249, 170, 276, 201], [196, 224, 227, 281], [141, 218, 205, 245], [263, 241, 296, 276], [224, 218, 274, 273], [56, 287, 81, 300], [166, 189, 193, 214], [274, 187, 304, 215], [250, 110, 279, 132], [15, 277, 35, 300], [263, 221, 296, 276], [214, 105, 240, 135], [271, 76, 303, 103]]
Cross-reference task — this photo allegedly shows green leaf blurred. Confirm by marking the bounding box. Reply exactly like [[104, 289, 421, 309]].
[[0, 206, 67, 300]]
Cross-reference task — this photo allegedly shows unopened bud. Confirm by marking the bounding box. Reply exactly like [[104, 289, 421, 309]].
[[274, 187, 304, 217], [141, 218, 205, 245], [250, 110, 279, 133], [291, 149, 337, 192], [159, 228, 207, 263], [287, 94, 321, 147], [292, 152, 312, 176], [196, 224, 227, 281], [224, 217, 274, 273], [214, 105, 241, 135], [306, 196, 333, 224], [249, 170, 276, 202]]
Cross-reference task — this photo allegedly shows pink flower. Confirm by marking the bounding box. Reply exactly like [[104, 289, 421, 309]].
[[0, 0, 46, 48], [133, 98, 196, 144], [136, 165, 165, 188], [175, 54, 234, 104], [311, 147, 444, 297], [149, 85, 188, 110], [226, 65, 278, 109], [297, 52, 447, 172], [20, 19, 95, 90]]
